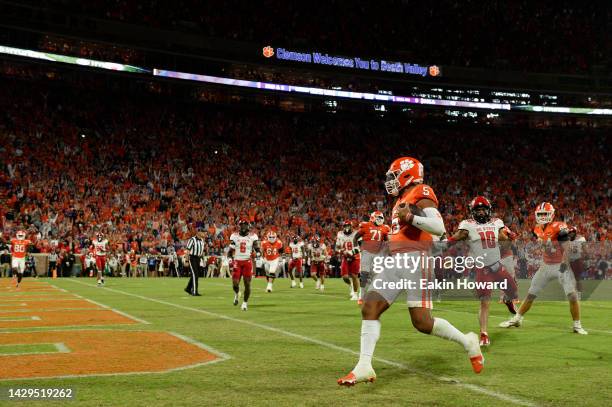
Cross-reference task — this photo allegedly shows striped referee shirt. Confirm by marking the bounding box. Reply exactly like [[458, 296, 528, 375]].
[[186, 236, 205, 257]]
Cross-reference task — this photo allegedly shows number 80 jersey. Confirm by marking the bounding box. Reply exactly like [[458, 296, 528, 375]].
[[458, 218, 505, 267], [229, 233, 259, 261]]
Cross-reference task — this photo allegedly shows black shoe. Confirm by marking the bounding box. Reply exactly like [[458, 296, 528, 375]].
[[184, 288, 192, 295], [194, 293, 202, 296]]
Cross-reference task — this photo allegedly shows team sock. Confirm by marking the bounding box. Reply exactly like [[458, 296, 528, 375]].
[[355, 320, 381, 368], [431, 317, 469, 350]]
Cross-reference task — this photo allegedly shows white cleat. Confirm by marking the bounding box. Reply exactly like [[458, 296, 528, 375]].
[[337, 364, 376, 386], [291, 280, 297, 288], [499, 316, 522, 328], [299, 282, 304, 289], [350, 293, 359, 301], [266, 282, 273, 293], [233, 293, 239, 306], [573, 327, 588, 335], [315, 280, 321, 290], [241, 302, 248, 311], [319, 284, 325, 292]]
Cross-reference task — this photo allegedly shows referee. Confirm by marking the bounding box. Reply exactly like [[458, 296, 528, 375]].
[[184, 227, 206, 296]]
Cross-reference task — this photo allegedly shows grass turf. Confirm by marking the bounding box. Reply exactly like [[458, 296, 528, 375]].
[[1, 277, 611, 406]]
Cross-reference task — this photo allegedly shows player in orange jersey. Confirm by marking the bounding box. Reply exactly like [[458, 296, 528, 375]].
[[10, 230, 31, 288], [338, 157, 483, 386], [262, 231, 283, 293], [499, 202, 587, 334], [354, 211, 391, 305]]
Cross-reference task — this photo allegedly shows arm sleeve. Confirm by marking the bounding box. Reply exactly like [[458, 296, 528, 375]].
[[410, 207, 446, 237]]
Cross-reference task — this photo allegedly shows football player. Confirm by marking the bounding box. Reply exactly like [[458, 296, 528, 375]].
[[10, 230, 31, 288], [261, 231, 283, 292], [289, 235, 306, 288], [228, 219, 260, 311], [567, 226, 586, 296], [447, 196, 518, 346], [92, 232, 109, 286], [309, 237, 328, 291], [336, 221, 360, 300], [499, 203, 587, 334], [338, 157, 483, 386], [354, 211, 391, 305]]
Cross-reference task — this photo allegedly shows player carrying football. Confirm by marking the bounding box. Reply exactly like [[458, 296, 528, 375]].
[[338, 157, 483, 386], [336, 221, 361, 300], [228, 219, 260, 311], [447, 196, 518, 346], [354, 211, 391, 305], [499, 203, 587, 334]]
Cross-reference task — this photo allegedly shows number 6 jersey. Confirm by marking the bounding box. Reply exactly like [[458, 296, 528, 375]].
[[458, 218, 505, 267], [229, 233, 259, 261]]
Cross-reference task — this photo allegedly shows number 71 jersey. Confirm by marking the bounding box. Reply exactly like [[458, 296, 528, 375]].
[[458, 218, 505, 267], [229, 233, 259, 261]]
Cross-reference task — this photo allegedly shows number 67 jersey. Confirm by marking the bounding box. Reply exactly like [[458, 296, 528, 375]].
[[458, 218, 505, 267]]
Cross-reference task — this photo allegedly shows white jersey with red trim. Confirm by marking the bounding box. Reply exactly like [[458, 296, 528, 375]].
[[92, 239, 109, 256], [310, 244, 328, 262], [289, 241, 305, 259], [458, 218, 505, 267], [229, 233, 259, 261], [568, 235, 586, 262], [335, 231, 359, 259]]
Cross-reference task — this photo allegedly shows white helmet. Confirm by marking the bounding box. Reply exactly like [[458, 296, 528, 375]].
[[16, 230, 26, 240], [267, 231, 277, 243]]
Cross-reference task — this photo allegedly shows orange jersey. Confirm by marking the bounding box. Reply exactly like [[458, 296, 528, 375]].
[[261, 240, 283, 261], [10, 239, 31, 259], [534, 221, 568, 264], [359, 222, 391, 242], [359, 221, 391, 253], [390, 184, 439, 250]]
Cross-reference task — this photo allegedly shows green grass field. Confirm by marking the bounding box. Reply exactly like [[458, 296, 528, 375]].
[[2, 277, 612, 407]]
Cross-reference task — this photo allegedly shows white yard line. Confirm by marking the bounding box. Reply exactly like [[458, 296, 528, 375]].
[[63, 279, 537, 407], [0, 342, 70, 356], [49, 284, 150, 325]]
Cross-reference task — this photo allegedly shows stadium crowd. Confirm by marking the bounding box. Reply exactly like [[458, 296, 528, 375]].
[[24, 0, 609, 74], [0, 76, 609, 277]]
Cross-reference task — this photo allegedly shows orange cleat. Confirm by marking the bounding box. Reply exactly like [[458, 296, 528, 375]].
[[357, 298, 363, 306], [465, 332, 484, 374], [337, 367, 376, 386], [479, 332, 490, 347], [470, 355, 485, 374]]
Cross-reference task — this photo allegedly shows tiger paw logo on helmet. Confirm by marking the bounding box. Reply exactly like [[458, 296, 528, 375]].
[[385, 156, 424, 196], [399, 159, 415, 172]]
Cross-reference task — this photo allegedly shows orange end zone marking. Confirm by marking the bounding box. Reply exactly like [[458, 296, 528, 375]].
[[0, 330, 226, 379], [0, 299, 103, 312], [0, 310, 137, 329]]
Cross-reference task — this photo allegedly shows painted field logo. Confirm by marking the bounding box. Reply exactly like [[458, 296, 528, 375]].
[[429, 65, 440, 77], [263, 46, 274, 58]]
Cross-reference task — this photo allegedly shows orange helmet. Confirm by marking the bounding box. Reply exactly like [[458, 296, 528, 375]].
[[370, 211, 384, 226], [267, 231, 277, 243], [535, 202, 555, 225], [384, 157, 424, 196]]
